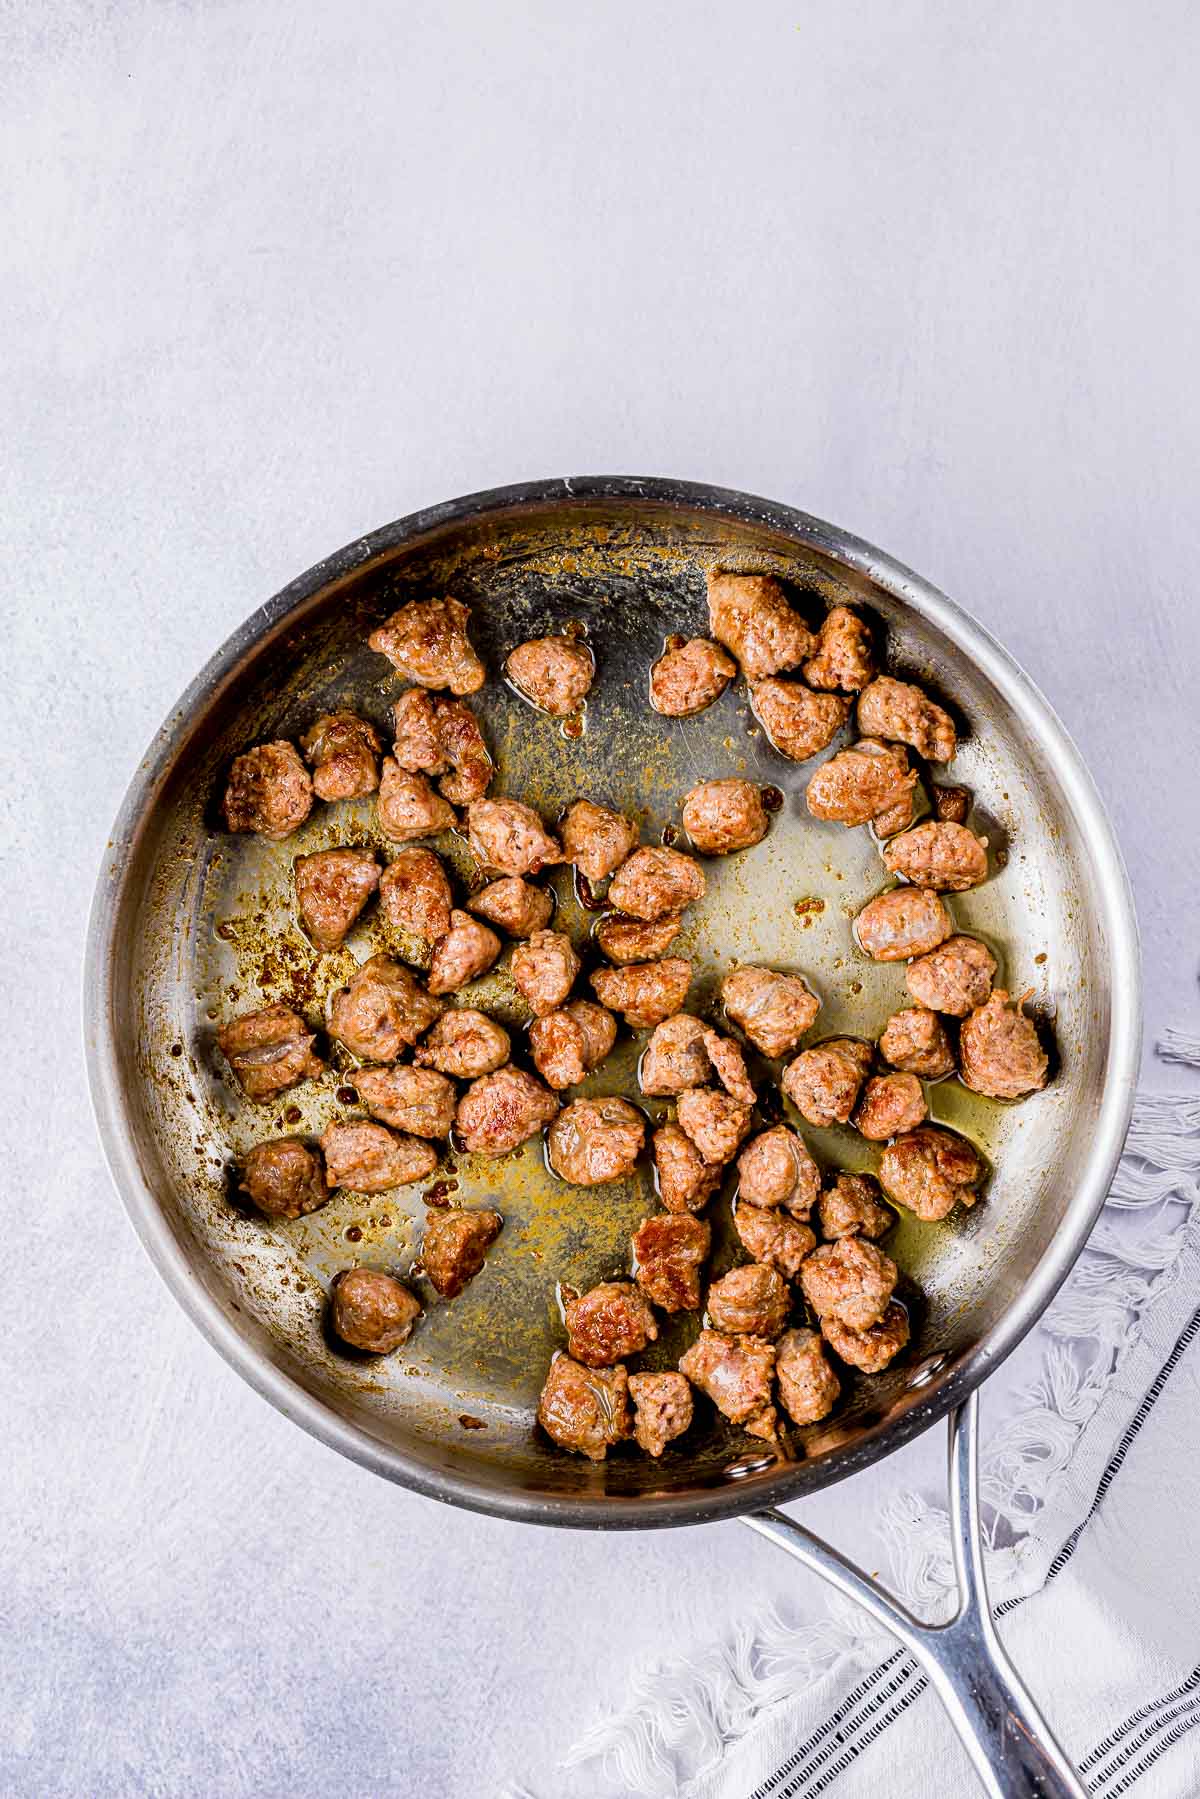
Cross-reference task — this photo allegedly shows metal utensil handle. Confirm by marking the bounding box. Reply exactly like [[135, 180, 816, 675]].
[[744, 1393, 1085, 1799]]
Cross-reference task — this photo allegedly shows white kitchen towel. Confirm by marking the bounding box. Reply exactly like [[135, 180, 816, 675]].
[[558, 1049, 1200, 1798]]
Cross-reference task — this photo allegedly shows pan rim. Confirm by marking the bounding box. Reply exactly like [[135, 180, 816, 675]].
[[82, 475, 1142, 1529]]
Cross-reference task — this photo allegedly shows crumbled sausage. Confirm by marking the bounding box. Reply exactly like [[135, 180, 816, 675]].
[[454, 1066, 559, 1156], [594, 912, 683, 963], [547, 1096, 645, 1185], [676, 1087, 753, 1166], [511, 929, 581, 1016], [421, 1207, 503, 1297], [468, 876, 554, 938], [857, 675, 956, 763], [506, 635, 595, 716], [800, 1237, 897, 1332], [879, 1006, 955, 1078], [223, 741, 313, 840], [649, 637, 736, 716], [737, 1126, 820, 1216], [355, 1065, 458, 1138], [606, 847, 705, 921], [805, 739, 918, 830], [906, 934, 997, 1016], [932, 783, 972, 824], [822, 1302, 910, 1373], [376, 761, 457, 841], [776, 1327, 840, 1425], [878, 1126, 982, 1220], [628, 1371, 694, 1456], [733, 1202, 816, 1280], [639, 1014, 712, 1096], [652, 1124, 723, 1213], [706, 570, 816, 679], [218, 1003, 323, 1100], [802, 606, 874, 693], [854, 1072, 928, 1141], [299, 712, 383, 801], [240, 1137, 329, 1219], [681, 779, 769, 855], [294, 848, 380, 950], [560, 799, 639, 883], [320, 1120, 440, 1191], [721, 966, 820, 1059], [414, 1009, 511, 1078], [855, 888, 953, 961], [330, 1268, 421, 1353], [379, 848, 454, 948], [634, 1213, 712, 1312], [327, 956, 443, 1061], [701, 1028, 757, 1104], [781, 1038, 872, 1127], [818, 1172, 894, 1241], [529, 1000, 616, 1090], [678, 1329, 777, 1440], [590, 958, 693, 1028], [707, 1264, 791, 1338], [537, 1354, 631, 1460], [368, 595, 485, 695], [959, 989, 1049, 1099], [427, 909, 502, 995], [431, 697, 494, 805], [750, 678, 851, 761], [467, 799, 563, 877], [883, 821, 988, 893], [565, 1281, 658, 1366]]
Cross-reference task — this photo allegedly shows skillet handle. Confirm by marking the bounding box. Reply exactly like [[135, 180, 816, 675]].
[[743, 1394, 1085, 1799]]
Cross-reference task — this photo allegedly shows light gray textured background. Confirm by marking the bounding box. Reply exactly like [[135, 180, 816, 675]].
[[4, 3, 1199, 1795]]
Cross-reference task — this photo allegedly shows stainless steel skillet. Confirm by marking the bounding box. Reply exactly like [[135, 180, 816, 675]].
[[84, 477, 1140, 1797]]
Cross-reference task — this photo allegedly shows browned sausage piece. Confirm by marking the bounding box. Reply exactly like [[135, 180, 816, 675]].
[[414, 1009, 511, 1078], [300, 711, 383, 801], [853, 1072, 928, 1141], [652, 1124, 723, 1213], [240, 1138, 329, 1219], [883, 821, 988, 893], [223, 742, 313, 840], [721, 966, 820, 1059], [857, 675, 956, 762], [368, 595, 485, 695], [906, 934, 997, 1016], [560, 799, 639, 882], [467, 876, 554, 938], [805, 738, 918, 831], [320, 1120, 440, 1191], [959, 989, 1049, 1098], [649, 637, 736, 716], [678, 1328, 777, 1440], [376, 761, 457, 842], [547, 1096, 645, 1185], [327, 956, 444, 1062], [707, 1264, 791, 1338], [294, 848, 380, 950], [781, 1038, 872, 1127], [628, 1371, 694, 1456], [427, 910, 502, 996], [389, 689, 447, 774], [330, 1268, 421, 1353], [432, 697, 494, 805], [706, 570, 816, 679], [776, 1327, 840, 1425], [676, 1088, 753, 1166], [467, 799, 563, 877], [421, 1207, 503, 1297], [855, 888, 953, 961], [506, 635, 595, 716], [822, 1302, 910, 1373], [594, 912, 683, 964], [750, 679, 851, 762], [590, 958, 693, 1028], [529, 1000, 616, 1090], [565, 1281, 658, 1366], [454, 1066, 559, 1156], [355, 1065, 458, 1138], [733, 1202, 816, 1280], [802, 606, 874, 693], [818, 1172, 894, 1241], [511, 930, 581, 1016], [639, 1014, 712, 1096], [607, 847, 705, 921], [931, 783, 972, 824], [379, 848, 453, 950], [537, 1354, 631, 1460], [633, 1213, 712, 1312], [800, 1237, 898, 1333], [878, 1126, 982, 1220], [737, 1125, 820, 1216], [218, 1003, 323, 1101], [879, 1006, 955, 1078], [680, 778, 769, 856], [701, 1028, 756, 1104]]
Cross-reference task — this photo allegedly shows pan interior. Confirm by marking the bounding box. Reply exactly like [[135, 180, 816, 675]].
[[99, 491, 1119, 1518]]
